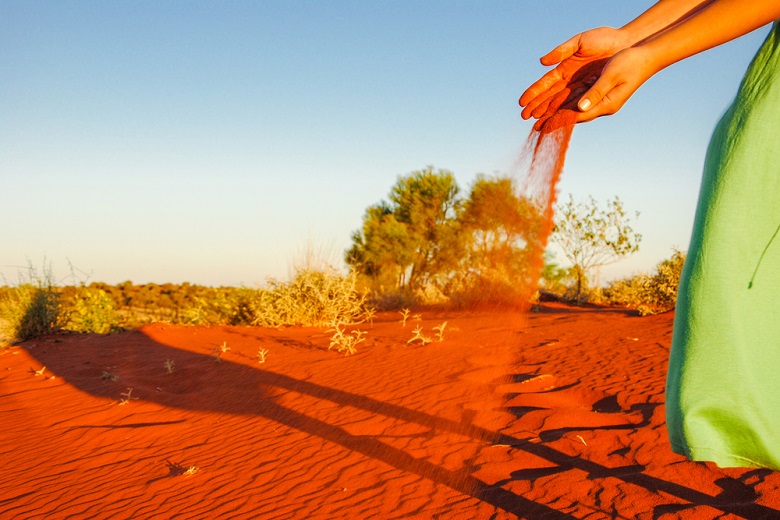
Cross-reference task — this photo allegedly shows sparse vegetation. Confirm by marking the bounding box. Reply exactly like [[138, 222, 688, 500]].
[[213, 342, 231, 362], [328, 323, 366, 356], [118, 388, 138, 406], [252, 267, 370, 328], [551, 195, 642, 304], [363, 307, 376, 326], [346, 169, 549, 308], [433, 322, 447, 342], [0, 262, 375, 343], [407, 325, 432, 346], [60, 286, 120, 334], [602, 250, 686, 315], [102, 371, 119, 382], [0, 263, 59, 345]]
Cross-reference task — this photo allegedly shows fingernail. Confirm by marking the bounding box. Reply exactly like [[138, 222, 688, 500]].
[[578, 98, 591, 111]]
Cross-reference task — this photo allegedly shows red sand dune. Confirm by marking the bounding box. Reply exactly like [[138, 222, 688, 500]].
[[1, 303, 779, 519]]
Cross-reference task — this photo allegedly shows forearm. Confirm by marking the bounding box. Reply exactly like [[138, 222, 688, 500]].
[[639, 0, 780, 73], [619, 0, 716, 45]]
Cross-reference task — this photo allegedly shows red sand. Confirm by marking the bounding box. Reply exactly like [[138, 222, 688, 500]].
[[2, 304, 778, 518]]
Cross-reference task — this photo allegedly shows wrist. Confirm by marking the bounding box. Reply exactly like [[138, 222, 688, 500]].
[[614, 26, 638, 48], [623, 44, 665, 81]]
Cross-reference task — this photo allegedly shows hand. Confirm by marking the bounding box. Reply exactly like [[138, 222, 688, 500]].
[[574, 46, 657, 123], [519, 27, 630, 120]]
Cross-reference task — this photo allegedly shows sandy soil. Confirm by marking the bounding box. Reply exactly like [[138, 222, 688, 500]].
[[1, 303, 778, 519]]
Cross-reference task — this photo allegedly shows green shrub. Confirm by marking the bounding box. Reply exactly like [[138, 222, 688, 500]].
[[647, 250, 686, 309], [1, 266, 373, 339], [178, 287, 256, 326], [603, 250, 686, 314], [0, 283, 59, 344], [252, 268, 369, 327], [60, 286, 121, 334]]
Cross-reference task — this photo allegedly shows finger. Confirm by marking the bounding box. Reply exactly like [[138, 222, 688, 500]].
[[532, 85, 570, 119], [519, 68, 564, 108], [574, 100, 612, 124], [575, 73, 614, 113], [575, 83, 628, 123], [540, 35, 580, 66], [530, 94, 554, 120], [522, 79, 567, 119]]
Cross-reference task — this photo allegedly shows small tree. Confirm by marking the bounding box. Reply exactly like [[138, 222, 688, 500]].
[[552, 194, 641, 302], [346, 167, 461, 293], [455, 175, 544, 304]]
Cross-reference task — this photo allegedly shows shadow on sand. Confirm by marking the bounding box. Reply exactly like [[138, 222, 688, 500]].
[[24, 328, 774, 519]]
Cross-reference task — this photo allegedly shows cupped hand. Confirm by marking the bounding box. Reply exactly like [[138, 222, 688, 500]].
[[573, 46, 657, 123], [519, 26, 630, 120]]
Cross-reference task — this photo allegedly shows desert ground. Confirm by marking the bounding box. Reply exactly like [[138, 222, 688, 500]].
[[1, 303, 778, 519]]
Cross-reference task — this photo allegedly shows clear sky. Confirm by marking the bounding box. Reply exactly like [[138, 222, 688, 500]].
[[1, 1, 772, 287]]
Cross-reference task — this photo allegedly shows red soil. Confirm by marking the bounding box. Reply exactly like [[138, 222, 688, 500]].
[[2, 304, 778, 518]]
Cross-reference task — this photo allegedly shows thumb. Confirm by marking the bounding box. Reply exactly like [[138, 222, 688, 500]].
[[577, 76, 612, 112], [540, 35, 579, 66]]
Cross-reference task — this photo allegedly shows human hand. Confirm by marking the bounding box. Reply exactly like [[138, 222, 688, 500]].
[[574, 46, 657, 123], [519, 27, 630, 120]]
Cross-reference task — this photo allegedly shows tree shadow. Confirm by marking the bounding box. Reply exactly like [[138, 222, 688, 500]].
[[23, 329, 778, 519]]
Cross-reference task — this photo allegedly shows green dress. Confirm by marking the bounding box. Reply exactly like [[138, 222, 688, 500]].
[[666, 21, 780, 469]]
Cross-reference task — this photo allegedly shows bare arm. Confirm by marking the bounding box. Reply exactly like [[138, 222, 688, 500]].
[[641, 0, 780, 71], [620, 0, 716, 46], [519, 0, 714, 117], [578, 0, 780, 120]]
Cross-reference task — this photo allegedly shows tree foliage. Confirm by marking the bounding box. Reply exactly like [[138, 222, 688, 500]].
[[552, 194, 641, 302], [455, 175, 545, 303], [346, 168, 548, 306], [346, 167, 461, 293], [347, 169, 643, 307]]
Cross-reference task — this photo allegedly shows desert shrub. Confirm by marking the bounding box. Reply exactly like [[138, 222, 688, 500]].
[[449, 275, 530, 309], [328, 323, 366, 356], [559, 272, 612, 305], [538, 258, 572, 297], [60, 286, 121, 334], [603, 250, 686, 314], [414, 283, 450, 306], [1, 268, 373, 337], [368, 287, 417, 311], [252, 268, 369, 327], [602, 274, 647, 305], [178, 287, 256, 326], [73, 282, 256, 328], [647, 250, 686, 309], [0, 283, 59, 344]]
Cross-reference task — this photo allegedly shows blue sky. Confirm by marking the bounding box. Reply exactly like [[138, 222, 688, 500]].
[[1, 1, 772, 286]]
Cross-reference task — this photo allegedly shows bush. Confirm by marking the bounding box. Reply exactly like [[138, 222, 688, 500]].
[[60, 286, 121, 334], [366, 287, 417, 311], [0, 266, 374, 339], [449, 275, 531, 309], [603, 250, 686, 314], [0, 283, 59, 344], [252, 268, 370, 327], [178, 287, 256, 326]]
